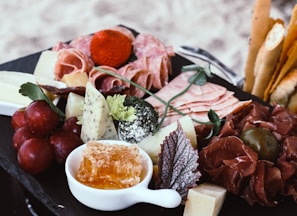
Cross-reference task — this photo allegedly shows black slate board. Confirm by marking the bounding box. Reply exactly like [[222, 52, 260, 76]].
[[1, 29, 297, 216]]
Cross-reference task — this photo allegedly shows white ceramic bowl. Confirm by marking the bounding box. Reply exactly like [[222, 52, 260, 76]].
[[65, 140, 181, 211]]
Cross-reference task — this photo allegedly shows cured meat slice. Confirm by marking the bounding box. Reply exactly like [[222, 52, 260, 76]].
[[51, 35, 92, 57], [69, 35, 92, 57], [89, 66, 125, 93], [145, 71, 251, 126], [133, 33, 174, 89], [146, 71, 226, 110], [118, 64, 153, 98], [242, 160, 283, 207], [199, 136, 258, 194], [52, 42, 71, 51], [108, 26, 135, 42], [54, 48, 94, 81]]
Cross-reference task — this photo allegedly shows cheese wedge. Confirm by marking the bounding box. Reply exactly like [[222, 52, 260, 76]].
[[0, 71, 65, 116], [183, 183, 227, 216], [33, 50, 58, 80], [138, 115, 197, 164], [80, 82, 118, 143]]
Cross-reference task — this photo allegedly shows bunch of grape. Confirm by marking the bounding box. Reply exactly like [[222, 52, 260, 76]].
[[11, 100, 82, 174]]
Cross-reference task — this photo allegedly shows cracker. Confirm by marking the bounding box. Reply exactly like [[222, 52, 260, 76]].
[[243, 0, 271, 93]]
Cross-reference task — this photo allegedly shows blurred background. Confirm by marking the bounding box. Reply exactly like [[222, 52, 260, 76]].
[[0, 0, 295, 76]]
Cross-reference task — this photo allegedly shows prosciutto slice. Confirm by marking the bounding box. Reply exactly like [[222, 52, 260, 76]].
[[54, 48, 94, 81]]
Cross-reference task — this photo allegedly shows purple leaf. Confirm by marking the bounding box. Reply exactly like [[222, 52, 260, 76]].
[[156, 122, 201, 201]]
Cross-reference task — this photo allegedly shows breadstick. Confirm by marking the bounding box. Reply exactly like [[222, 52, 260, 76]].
[[264, 4, 297, 101], [251, 22, 285, 98], [243, 0, 271, 93]]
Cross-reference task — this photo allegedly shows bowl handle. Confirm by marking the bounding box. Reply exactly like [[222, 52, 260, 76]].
[[132, 188, 181, 208]]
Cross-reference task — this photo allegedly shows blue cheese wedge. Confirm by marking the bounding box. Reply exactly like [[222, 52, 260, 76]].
[[183, 183, 226, 216], [80, 82, 118, 143]]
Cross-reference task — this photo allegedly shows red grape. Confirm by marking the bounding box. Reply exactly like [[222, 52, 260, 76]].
[[12, 126, 37, 151], [24, 100, 60, 135], [62, 117, 81, 136], [11, 108, 26, 130], [17, 138, 54, 174], [49, 129, 82, 163]]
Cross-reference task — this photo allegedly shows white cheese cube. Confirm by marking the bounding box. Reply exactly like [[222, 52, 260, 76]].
[[65, 92, 84, 119], [183, 183, 226, 216]]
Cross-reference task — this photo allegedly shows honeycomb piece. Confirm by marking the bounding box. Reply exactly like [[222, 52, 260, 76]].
[[77, 141, 143, 189]]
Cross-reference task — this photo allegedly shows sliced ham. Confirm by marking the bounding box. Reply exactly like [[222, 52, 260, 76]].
[[145, 71, 251, 126]]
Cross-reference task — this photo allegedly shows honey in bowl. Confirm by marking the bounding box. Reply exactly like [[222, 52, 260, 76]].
[[76, 141, 143, 189]]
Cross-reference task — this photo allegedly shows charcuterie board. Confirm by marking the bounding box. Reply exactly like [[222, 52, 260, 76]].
[[1, 27, 297, 216]]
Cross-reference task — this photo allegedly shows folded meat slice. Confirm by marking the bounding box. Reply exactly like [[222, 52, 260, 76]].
[[146, 71, 226, 110], [118, 64, 153, 98], [89, 66, 125, 94], [277, 136, 297, 202], [54, 48, 94, 81], [52, 35, 92, 57], [199, 136, 258, 194], [69, 35, 93, 57], [133, 33, 174, 89], [241, 160, 283, 207], [146, 71, 251, 126], [108, 26, 135, 42]]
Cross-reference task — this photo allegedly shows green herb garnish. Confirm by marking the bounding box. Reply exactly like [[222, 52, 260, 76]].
[[19, 82, 65, 118], [106, 94, 136, 121]]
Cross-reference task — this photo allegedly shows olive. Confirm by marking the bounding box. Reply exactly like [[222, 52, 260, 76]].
[[240, 127, 280, 162]]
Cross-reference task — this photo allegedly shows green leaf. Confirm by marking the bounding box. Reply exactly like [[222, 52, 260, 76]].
[[106, 94, 136, 121], [204, 109, 225, 139], [188, 70, 207, 86], [182, 64, 213, 86], [19, 82, 65, 118]]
